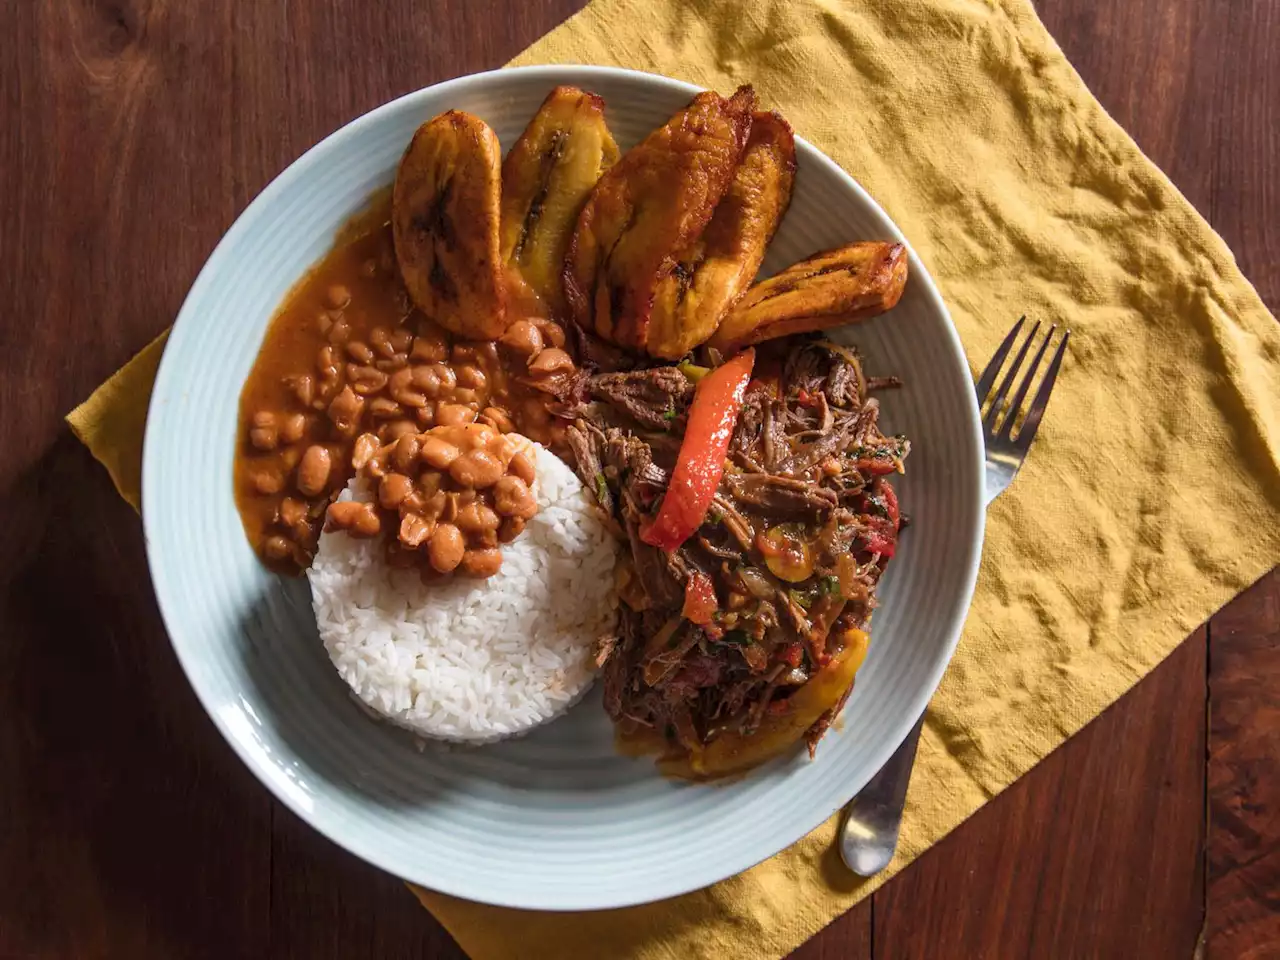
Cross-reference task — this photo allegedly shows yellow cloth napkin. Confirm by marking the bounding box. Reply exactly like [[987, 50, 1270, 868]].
[[68, 0, 1280, 957]]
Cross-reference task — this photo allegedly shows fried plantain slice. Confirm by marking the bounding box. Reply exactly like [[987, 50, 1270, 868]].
[[563, 85, 757, 353], [392, 110, 507, 340], [646, 111, 796, 359], [708, 241, 908, 351], [500, 86, 620, 319]]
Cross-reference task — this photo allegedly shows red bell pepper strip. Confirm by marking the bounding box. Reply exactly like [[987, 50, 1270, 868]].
[[641, 348, 756, 552], [681, 572, 718, 625]]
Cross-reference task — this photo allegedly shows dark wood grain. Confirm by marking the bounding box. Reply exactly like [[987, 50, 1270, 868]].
[[1209, 570, 1280, 958], [0, 1, 1275, 958], [792, 901, 871, 960]]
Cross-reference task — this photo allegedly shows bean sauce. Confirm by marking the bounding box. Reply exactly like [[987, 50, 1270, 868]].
[[233, 193, 574, 574]]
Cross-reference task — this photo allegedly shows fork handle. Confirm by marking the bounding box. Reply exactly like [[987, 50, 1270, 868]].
[[838, 709, 926, 876]]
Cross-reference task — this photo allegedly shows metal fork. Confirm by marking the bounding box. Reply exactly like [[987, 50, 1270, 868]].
[[838, 316, 1070, 876]]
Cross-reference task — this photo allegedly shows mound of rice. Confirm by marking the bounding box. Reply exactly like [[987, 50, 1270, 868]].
[[307, 443, 618, 743]]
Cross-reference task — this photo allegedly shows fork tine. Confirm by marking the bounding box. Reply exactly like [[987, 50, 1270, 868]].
[[1014, 330, 1070, 449], [975, 316, 1025, 405], [997, 324, 1056, 441], [982, 319, 1041, 432]]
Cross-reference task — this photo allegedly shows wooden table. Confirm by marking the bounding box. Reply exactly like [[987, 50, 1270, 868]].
[[2, 1, 1275, 957]]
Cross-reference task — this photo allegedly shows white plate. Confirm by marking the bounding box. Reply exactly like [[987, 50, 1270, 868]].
[[143, 65, 985, 911]]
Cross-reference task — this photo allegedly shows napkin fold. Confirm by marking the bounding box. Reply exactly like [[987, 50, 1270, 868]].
[[69, 0, 1280, 958]]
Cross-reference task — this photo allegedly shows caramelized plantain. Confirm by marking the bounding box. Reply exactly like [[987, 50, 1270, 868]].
[[563, 85, 757, 353], [500, 86, 619, 318], [392, 110, 507, 340], [646, 111, 796, 359], [708, 241, 908, 351]]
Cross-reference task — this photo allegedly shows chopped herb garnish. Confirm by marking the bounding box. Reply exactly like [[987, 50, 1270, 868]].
[[594, 472, 608, 503], [820, 575, 842, 597], [662, 408, 677, 422], [706, 507, 723, 524], [789, 588, 813, 610]]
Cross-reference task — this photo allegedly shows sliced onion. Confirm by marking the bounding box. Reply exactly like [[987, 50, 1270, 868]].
[[739, 566, 775, 600], [834, 553, 859, 598]]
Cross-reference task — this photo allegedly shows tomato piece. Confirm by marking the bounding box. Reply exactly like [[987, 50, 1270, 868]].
[[880, 480, 899, 526], [641, 349, 755, 551], [854, 456, 899, 476], [860, 479, 900, 557], [781, 642, 804, 668], [682, 572, 718, 625]]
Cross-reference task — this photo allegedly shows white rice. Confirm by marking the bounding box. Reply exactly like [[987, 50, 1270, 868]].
[[307, 443, 618, 744]]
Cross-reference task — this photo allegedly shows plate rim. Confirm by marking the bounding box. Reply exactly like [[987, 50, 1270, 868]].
[[142, 63, 986, 910]]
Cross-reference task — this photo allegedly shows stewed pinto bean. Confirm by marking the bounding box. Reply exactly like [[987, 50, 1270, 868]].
[[379, 472, 413, 508], [459, 548, 503, 578], [435, 402, 476, 428], [537, 320, 566, 349], [279, 497, 307, 528], [493, 475, 537, 520], [327, 317, 352, 344], [410, 329, 448, 363], [480, 406, 514, 433], [286, 374, 315, 407], [297, 445, 332, 496], [499, 320, 543, 358], [391, 433, 421, 473], [455, 501, 500, 539], [317, 344, 341, 380], [249, 411, 278, 451], [325, 500, 380, 537], [450, 449, 504, 488], [399, 513, 431, 548], [263, 535, 293, 560], [327, 385, 364, 437], [498, 516, 526, 543], [280, 412, 308, 444], [369, 326, 396, 359], [420, 434, 460, 470], [348, 364, 389, 395], [454, 363, 486, 391], [368, 397, 402, 420], [389, 328, 414, 354], [508, 449, 536, 486], [351, 432, 380, 470], [528, 347, 575, 377], [428, 523, 466, 573], [345, 340, 373, 364], [326, 284, 351, 309], [252, 469, 285, 495]]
